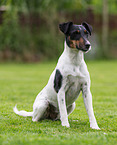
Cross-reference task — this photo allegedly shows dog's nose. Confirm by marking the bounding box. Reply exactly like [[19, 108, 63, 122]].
[[85, 44, 90, 49]]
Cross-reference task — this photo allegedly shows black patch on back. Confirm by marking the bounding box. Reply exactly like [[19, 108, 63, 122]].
[[54, 69, 63, 93]]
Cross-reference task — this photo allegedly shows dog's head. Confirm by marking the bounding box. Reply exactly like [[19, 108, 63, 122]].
[[59, 22, 92, 52]]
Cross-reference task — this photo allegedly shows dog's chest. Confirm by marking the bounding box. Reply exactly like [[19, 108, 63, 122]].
[[65, 75, 81, 105]]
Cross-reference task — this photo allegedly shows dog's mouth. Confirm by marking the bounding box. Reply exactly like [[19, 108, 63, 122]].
[[68, 36, 90, 52]]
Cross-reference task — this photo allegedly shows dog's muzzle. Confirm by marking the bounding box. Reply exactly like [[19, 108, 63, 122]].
[[76, 42, 91, 52]]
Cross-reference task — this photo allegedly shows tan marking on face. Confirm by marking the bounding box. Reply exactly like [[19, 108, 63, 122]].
[[76, 40, 79, 48], [69, 36, 76, 48], [69, 36, 85, 49], [79, 37, 84, 43]]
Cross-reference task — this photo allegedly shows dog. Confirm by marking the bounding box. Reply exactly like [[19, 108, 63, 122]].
[[14, 21, 100, 129]]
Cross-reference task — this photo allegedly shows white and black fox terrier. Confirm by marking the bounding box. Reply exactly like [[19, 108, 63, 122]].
[[14, 21, 100, 129]]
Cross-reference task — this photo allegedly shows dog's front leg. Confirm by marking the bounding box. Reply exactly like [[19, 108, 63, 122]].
[[57, 89, 70, 127], [82, 83, 100, 130]]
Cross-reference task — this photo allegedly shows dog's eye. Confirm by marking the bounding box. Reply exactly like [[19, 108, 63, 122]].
[[84, 30, 88, 37]]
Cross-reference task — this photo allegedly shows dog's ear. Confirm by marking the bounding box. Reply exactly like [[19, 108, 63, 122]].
[[82, 22, 92, 35], [59, 22, 73, 35]]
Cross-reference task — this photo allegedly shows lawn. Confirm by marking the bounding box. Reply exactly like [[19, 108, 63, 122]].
[[0, 60, 117, 145]]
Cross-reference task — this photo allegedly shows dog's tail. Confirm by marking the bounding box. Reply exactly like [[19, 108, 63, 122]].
[[13, 105, 33, 117]]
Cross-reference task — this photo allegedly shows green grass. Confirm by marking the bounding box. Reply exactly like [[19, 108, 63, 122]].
[[0, 60, 117, 145]]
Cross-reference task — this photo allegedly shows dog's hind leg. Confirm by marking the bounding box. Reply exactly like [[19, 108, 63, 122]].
[[67, 102, 76, 115], [32, 100, 49, 122], [53, 103, 75, 121], [67, 102, 76, 116]]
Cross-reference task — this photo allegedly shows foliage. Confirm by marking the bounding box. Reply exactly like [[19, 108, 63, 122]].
[[0, 0, 117, 61], [1, 0, 116, 14], [0, 0, 88, 12], [108, 0, 117, 14], [0, 61, 117, 144], [0, 0, 65, 61], [88, 0, 117, 14]]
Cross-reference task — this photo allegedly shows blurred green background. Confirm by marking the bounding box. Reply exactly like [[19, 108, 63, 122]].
[[0, 0, 117, 62]]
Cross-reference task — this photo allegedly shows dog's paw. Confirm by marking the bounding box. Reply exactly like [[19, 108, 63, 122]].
[[62, 122, 70, 128]]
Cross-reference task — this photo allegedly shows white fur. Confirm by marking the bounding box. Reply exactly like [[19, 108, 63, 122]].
[[13, 41, 100, 129]]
